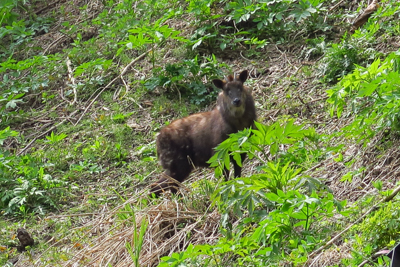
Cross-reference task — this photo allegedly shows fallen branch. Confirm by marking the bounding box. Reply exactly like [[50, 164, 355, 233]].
[[33, 0, 64, 15], [351, 0, 380, 33], [45, 212, 104, 219], [307, 96, 329, 103], [43, 35, 66, 55], [329, 0, 346, 12], [309, 183, 400, 259], [65, 56, 77, 105]]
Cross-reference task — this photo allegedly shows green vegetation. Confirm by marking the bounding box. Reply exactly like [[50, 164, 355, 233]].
[[1, 0, 400, 266]]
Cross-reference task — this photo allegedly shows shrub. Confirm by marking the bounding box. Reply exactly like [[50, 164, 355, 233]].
[[0, 128, 68, 216]]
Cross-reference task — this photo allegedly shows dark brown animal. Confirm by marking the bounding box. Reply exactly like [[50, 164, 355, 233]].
[[150, 70, 256, 196]]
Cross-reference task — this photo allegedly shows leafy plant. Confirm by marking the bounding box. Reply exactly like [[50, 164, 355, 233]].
[[318, 40, 362, 83], [354, 201, 400, 250], [45, 132, 67, 144], [342, 201, 400, 266], [0, 153, 68, 216], [70, 161, 104, 174], [0, 54, 60, 123], [207, 119, 331, 221], [318, 23, 380, 83], [158, 120, 347, 266], [0, 1, 54, 59], [121, 207, 148, 267], [112, 112, 134, 123], [0, 129, 69, 216], [160, 188, 346, 266], [117, 16, 188, 63], [0, 0, 19, 27], [303, 36, 327, 60], [73, 58, 113, 77], [0, 127, 18, 145], [159, 236, 261, 267], [227, 0, 329, 39], [209, 119, 317, 176], [186, 0, 331, 53], [327, 50, 400, 143], [144, 54, 228, 105]]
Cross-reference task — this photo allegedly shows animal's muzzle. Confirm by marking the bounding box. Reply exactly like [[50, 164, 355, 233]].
[[232, 98, 241, 106]]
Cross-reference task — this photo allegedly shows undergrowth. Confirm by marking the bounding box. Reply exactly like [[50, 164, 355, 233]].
[[1, 0, 400, 266]]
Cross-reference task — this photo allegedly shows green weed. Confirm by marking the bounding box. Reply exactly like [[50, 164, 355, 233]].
[[327, 50, 400, 144], [159, 119, 347, 266], [144, 54, 228, 105]]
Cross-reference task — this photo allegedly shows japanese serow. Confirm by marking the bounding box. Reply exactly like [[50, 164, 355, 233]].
[[150, 70, 257, 196]]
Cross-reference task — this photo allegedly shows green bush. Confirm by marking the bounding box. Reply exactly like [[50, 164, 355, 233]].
[[0, 0, 54, 59], [186, 0, 330, 53], [318, 23, 381, 83], [159, 120, 347, 266], [144, 54, 228, 105], [327, 50, 400, 143], [355, 201, 400, 250], [0, 128, 68, 216]]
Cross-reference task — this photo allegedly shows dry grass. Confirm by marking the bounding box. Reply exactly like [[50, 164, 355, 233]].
[[308, 242, 353, 267], [16, 185, 220, 267]]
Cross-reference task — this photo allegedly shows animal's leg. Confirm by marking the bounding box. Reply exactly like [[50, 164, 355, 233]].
[[233, 153, 246, 178], [150, 158, 192, 197]]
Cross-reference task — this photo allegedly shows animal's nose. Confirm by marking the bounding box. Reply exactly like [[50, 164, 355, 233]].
[[233, 98, 241, 106]]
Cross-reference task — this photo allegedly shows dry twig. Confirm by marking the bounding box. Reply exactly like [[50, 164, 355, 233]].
[[329, 0, 346, 12], [351, 0, 380, 33], [64, 56, 77, 105], [309, 183, 400, 259], [17, 110, 78, 156]]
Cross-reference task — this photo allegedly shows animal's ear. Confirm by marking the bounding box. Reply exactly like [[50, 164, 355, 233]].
[[213, 79, 225, 89], [238, 70, 248, 84]]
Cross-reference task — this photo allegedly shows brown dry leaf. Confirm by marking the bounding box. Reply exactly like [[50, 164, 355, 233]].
[[143, 100, 153, 106], [127, 121, 141, 129], [95, 114, 105, 121], [73, 243, 84, 249]]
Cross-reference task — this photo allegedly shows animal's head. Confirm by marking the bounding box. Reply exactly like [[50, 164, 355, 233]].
[[213, 70, 249, 109]]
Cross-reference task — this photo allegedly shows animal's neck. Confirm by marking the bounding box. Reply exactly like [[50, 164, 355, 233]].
[[218, 103, 247, 130]]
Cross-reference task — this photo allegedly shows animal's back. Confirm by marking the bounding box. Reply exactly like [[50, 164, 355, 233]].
[[157, 110, 226, 169]]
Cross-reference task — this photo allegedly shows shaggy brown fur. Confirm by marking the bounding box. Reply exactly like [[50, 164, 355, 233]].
[[150, 70, 257, 196]]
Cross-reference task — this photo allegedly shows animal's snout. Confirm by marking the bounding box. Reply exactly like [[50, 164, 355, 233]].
[[232, 98, 241, 106]]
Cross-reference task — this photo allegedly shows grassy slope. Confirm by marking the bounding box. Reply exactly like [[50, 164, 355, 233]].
[[1, 0, 400, 266]]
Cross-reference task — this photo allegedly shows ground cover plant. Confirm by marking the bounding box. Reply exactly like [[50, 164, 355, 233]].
[[1, 0, 400, 266]]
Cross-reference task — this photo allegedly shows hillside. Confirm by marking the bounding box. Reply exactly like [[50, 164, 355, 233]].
[[1, 0, 400, 266]]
